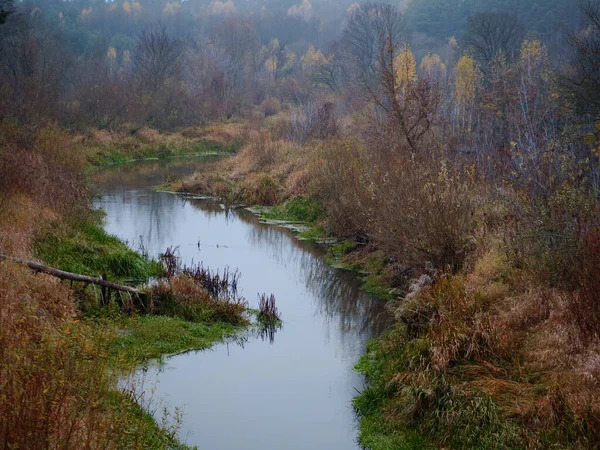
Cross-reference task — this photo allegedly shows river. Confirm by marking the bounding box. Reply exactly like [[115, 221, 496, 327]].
[[93, 157, 392, 450]]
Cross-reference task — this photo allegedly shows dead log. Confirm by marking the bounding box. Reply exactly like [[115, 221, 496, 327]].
[[0, 254, 147, 299]]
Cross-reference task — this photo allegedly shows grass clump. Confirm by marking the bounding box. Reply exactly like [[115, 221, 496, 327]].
[[34, 211, 161, 283], [263, 196, 323, 223]]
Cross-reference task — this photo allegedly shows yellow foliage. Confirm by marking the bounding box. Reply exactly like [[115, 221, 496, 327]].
[[122, 1, 131, 13], [81, 7, 92, 18], [520, 39, 549, 80], [164, 2, 181, 15], [106, 47, 117, 62], [420, 53, 446, 78], [520, 39, 547, 68], [265, 55, 278, 74], [301, 45, 327, 73], [122, 49, 131, 67], [395, 45, 417, 87], [455, 55, 477, 105]]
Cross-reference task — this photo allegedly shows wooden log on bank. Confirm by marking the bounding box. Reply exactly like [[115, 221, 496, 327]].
[[0, 254, 147, 299]]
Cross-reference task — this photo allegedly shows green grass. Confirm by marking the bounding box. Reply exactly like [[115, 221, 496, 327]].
[[262, 196, 323, 223], [353, 325, 528, 449], [362, 273, 394, 299], [297, 225, 329, 241], [105, 388, 195, 450], [87, 139, 240, 169], [35, 211, 162, 283], [110, 315, 237, 367]]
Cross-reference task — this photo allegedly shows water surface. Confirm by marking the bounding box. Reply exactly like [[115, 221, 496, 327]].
[[93, 158, 392, 450]]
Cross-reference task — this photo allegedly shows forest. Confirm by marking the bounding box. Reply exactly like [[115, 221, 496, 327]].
[[1, 0, 600, 448]]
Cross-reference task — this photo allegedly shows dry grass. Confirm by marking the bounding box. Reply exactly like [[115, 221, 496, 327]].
[[178, 131, 307, 205], [0, 262, 111, 449]]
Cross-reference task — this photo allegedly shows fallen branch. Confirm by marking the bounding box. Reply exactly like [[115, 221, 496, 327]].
[[0, 254, 147, 299]]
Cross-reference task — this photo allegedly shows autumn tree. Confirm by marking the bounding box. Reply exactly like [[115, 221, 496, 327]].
[[132, 23, 185, 128], [0, 8, 73, 121], [395, 44, 417, 87], [454, 55, 477, 132], [213, 19, 260, 88], [370, 29, 441, 151], [420, 53, 446, 80]]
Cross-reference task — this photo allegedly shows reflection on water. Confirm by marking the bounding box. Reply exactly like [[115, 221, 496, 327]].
[[93, 158, 393, 450]]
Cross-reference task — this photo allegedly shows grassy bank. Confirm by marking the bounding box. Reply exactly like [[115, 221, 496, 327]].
[[82, 124, 245, 169], [0, 123, 249, 449]]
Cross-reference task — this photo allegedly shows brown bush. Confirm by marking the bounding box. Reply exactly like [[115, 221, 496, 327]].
[[311, 136, 478, 269], [309, 137, 372, 237], [0, 263, 110, 449], [0, 123, 88, 220], [261, 98, 281, 117], [570, 227, 600, 343]]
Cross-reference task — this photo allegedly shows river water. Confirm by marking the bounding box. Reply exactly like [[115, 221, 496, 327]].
[[93, 158, 392, 450]]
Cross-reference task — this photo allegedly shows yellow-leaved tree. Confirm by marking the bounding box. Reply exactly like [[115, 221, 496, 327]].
[[455, 55, 477, 132], [395, 45, 416, 88], [420, 53, 446, 79], [520, 39, 549, 81], [301, 45, 327, 75]]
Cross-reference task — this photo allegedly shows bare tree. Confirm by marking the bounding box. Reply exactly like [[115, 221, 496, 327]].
[[561, 1, 600, 114], [0, 0, 12, 25], [342, 3, 408, 82], [213, 19, 260, 88], [133, 23, 183, 90], [463, 12, 525, 69], [369, 31, 441, 152]]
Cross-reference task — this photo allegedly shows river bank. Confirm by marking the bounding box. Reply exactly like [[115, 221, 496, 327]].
[[171, 123, 600, 449], [0, 124, 249, 449]]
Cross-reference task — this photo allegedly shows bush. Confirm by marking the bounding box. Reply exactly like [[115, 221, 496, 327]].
[[146, 251, 247, 326], [0, 263, 181, 449], [311, 137, 478, 269]]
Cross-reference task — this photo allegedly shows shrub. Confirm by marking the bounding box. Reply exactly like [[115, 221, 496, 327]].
[[311, 137, 478, 269], [0, 263, 180, 449], [570, 227, 600, 343], [261, 98, 281, 117], [147, 250, 247, 326]]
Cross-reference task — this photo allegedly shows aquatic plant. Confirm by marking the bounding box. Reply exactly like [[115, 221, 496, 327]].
[[257, 293, 281, 323], [147, 248, 247, 325]]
